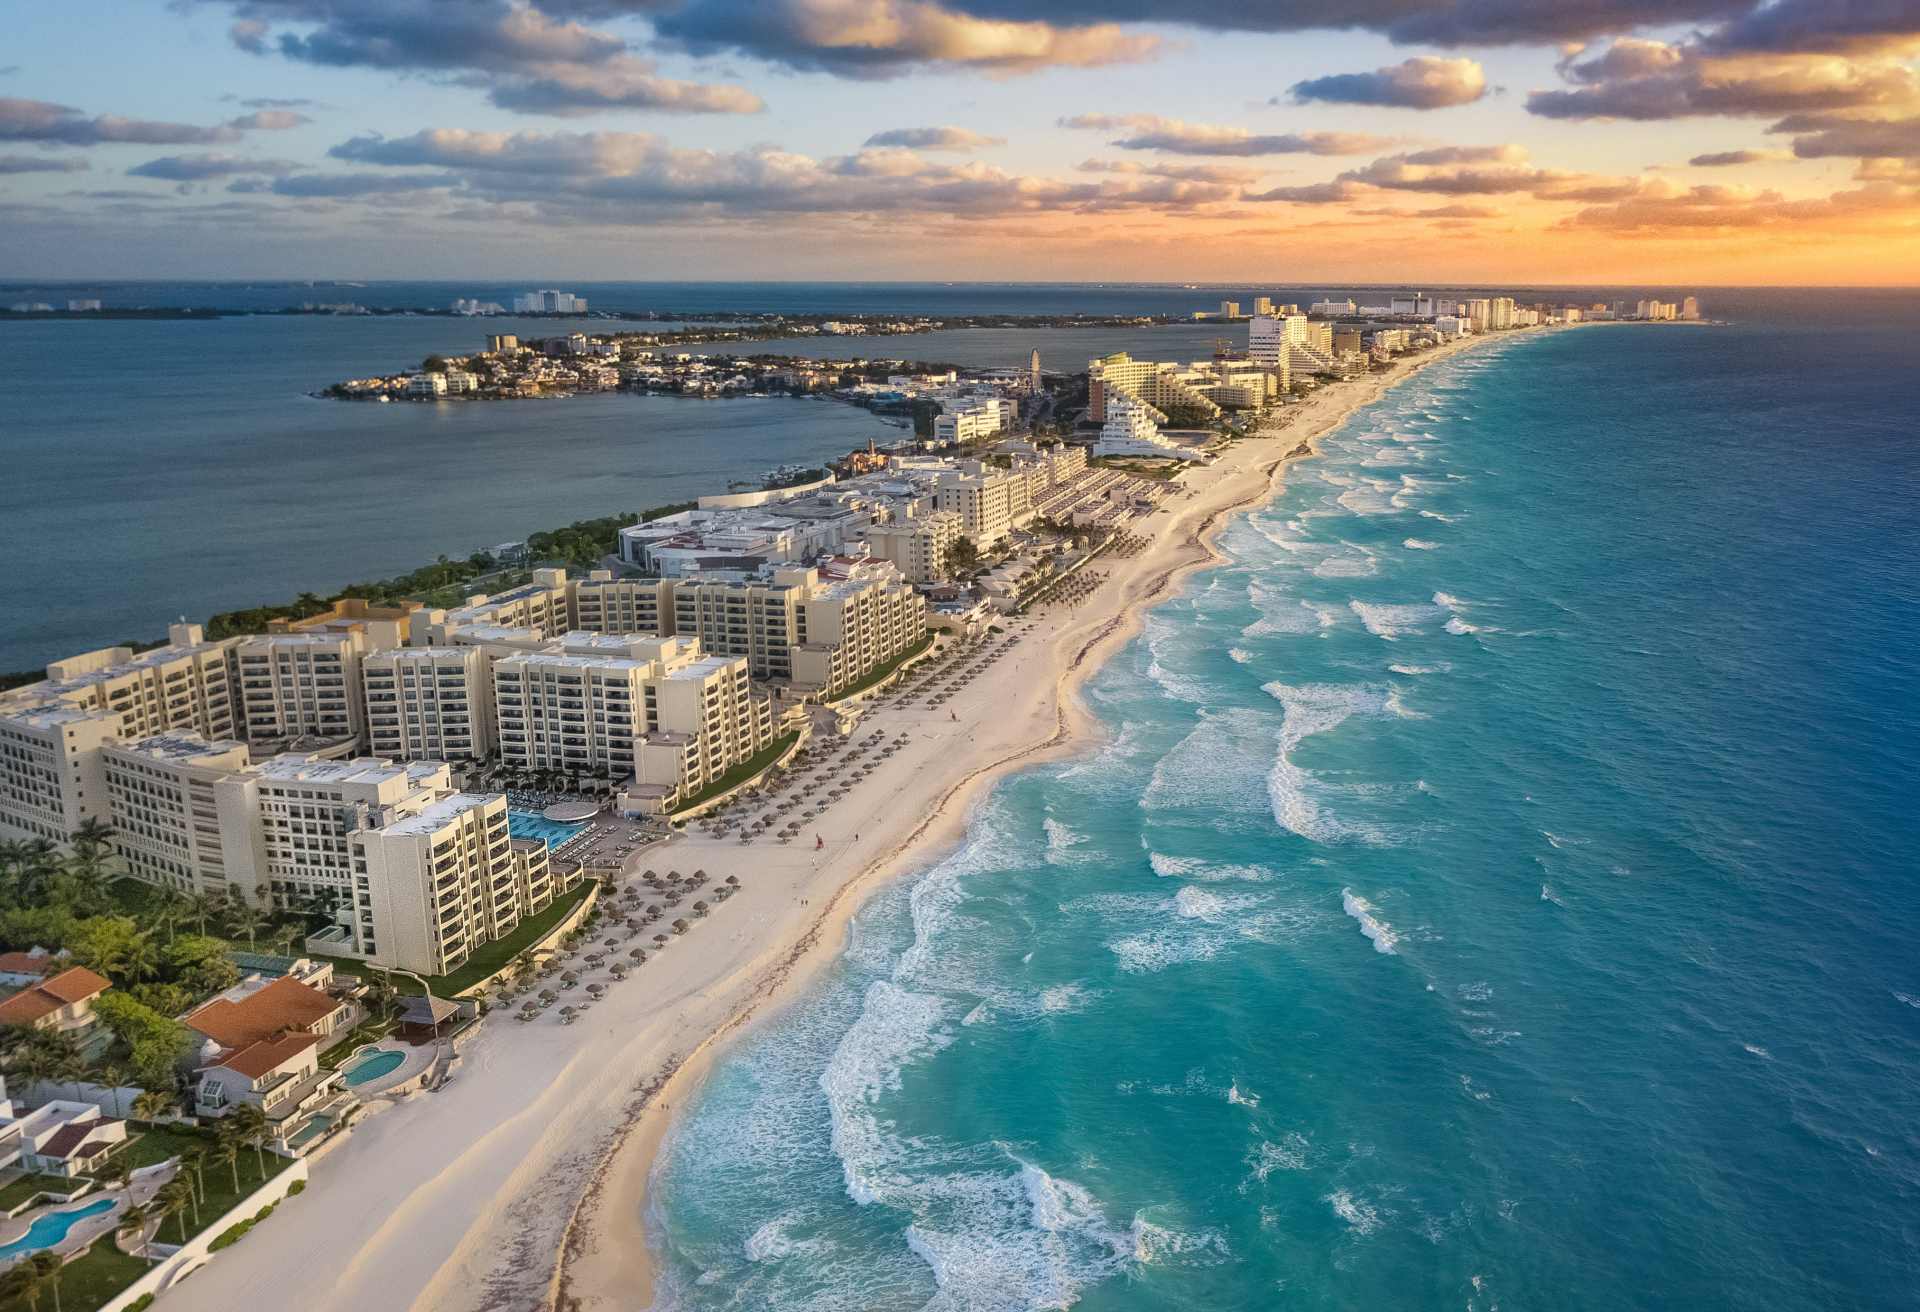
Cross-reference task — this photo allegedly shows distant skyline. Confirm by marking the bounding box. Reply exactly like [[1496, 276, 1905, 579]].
[[3, 2, 1917, 285]]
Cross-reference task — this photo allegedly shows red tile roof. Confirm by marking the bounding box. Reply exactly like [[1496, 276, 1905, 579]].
[[185, 977, 341, 1050], [35, 1119, 119, 1161], [0, 951, 56, 976], [0, 966, 109, 1027], [215, 1032, 318, 1080]]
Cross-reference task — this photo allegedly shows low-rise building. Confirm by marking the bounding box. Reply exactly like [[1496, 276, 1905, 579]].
[[0, 966, 111, 1038]]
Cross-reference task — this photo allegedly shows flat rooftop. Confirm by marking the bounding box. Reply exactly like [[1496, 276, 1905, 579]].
[[379, 792, 502, 836]]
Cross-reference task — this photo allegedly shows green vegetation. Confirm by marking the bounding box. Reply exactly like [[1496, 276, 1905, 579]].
[[672, 731, 803, 816], [311, 881, 596, 997], [208, 1201, 278, 1251], [823, 634, 936, 704], [0, 1173, 74, 1213], [0, 1239, 147, 1312], [111, 1123, 290, 1241]]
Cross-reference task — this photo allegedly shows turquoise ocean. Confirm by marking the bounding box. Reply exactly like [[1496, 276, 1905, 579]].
[[645, 316, 1920, 1309]]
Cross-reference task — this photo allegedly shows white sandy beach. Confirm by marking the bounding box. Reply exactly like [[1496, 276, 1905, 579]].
[[171, 330, 1502, 1312]]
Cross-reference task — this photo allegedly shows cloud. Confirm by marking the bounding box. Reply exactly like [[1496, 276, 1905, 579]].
[[1775, 112, 1920, 161], [0, 96, 245, 146], [863, 126, 1005, 151], [1245, 178, 1367, 204], [128, 153, 300, 181], [1688, 148, 1787, 165], [1530, 39, 1920, 121], [1559, 179, 1920, 232], [262, 171, 464, 197], [1077, 158, 1260, 184], [0, 154, 89, 174], [222, 95, 323, 109], [1340, 143, 1555, 194], [1290, 56, 1487, 109], [1702, 0, 1920, 57], [651, 0, 1161, 77], [1061, 114, 1389, 156], [311, 123, 1252, 223], [225, 109, 312, 130], [217, 0, 762, 115], [836, 1, 1748, 49]]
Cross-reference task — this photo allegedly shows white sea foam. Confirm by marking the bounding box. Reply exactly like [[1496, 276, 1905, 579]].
[[1348, 599, 1446, 640], [1341, 888, 1401, 954], [1107, 929, 1223, 973], [1419, 509, 1461, 522], [1326, 1189, 1384, 1235], [1312, 550, 1379, 578], [1043, 816, 1092, 865], [1174, 886, 1228, 920], [1389, 663, 1447, 675], [744, 1210, 828, 1264], [1384, 687, 1426, 720], [1445, 616, 1483, 635], [1743, 1043, 1773, 1059], [1228, 647, 1254, 664], [1263, 682, 1393, 843], [820, 980, 951, 1205], [1336, 480, 1404, 516], [1459, 1074, 1493, 1103], [1247, 1133, 1313, 1182], [1403, 538, 1441, 550], [1895, 991, 1920, 1009], [1147, 851, 1275, 882], [1142, 708, 1274, 815], [1226, 1081, 1260, 1108], [1540, 884, 1564, 906], [1144, 613, 1210, 703], [1131, 1217, 1230, 1265]]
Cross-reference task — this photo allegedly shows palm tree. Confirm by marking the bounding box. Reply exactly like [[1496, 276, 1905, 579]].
[[23, 1252, 63, 1312], [181, 1146, 210, 1208], [224, 898, 268, 950], [228, 1104, 271, 1179], [155, 1175, 195, 1242], [185, 892, 223, 937], [209, 1132, 242, 1194], [149, 892, 188, 945], [119, 931, 162, 982], [116, 1203, 151, 1258], [132, 1089, 175, 1124]]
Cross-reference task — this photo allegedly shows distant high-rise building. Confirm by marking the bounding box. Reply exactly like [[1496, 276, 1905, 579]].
[[1219, 300, 1240, 319], [512, 289, 587, 314], [1029, 349, 1042, 395], [1681, 296, 1701, 320]]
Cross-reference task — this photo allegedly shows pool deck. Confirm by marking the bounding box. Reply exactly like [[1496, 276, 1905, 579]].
[[342, 1041, 437, 1098]]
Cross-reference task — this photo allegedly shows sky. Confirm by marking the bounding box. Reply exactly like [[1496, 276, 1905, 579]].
[[2, 1, 1917, 285]]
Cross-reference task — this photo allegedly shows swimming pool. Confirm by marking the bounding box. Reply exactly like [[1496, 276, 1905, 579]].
[[0, 1197, 115, 1261], [341, 1049, 405, 1087], [508, 810, 587, 848]]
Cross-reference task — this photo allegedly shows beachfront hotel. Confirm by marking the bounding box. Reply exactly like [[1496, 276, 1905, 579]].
[[0, 623, 239, 842], [1087, 352, 1223, 424], [493, 632, 773, 807], [362, 646, 497, 763], [101, 732, 266, 900]]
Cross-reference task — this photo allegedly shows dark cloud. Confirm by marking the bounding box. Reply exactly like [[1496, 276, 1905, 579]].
[[0, 154, 89, 174], [266, 170, 462, 196], [1290, 56, 1487, 109], [1061, 114, 1388, 156], [1530, 36, 1919, 121], [0, 96, 244, 146], [1077, 158, 1261, 184], [1688, 148, 1784, 165], [221, 95, 324, 109], [128, 153, 300, 181], [215, 0, 762, 115], [863, 126, 1006, 151], [650, 0, 1159, 77], [1702, 0, 1920, 56], [1778, 113, 1920, 161], [1245, 179, 1367, 204]]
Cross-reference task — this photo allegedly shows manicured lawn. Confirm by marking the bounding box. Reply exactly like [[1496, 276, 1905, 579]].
[[0, 1237, 149, 1312], [822, 633, 936, 703], [109, 1127, 291, 1243], [422, 882, 598, 995], [317, 1016, 396, 1070], [0, 1172, 76, 1212], [670, 731, 802, 814]]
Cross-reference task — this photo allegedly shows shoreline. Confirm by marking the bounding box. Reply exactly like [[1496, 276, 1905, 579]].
[[554, 328, 1520, 1311], [161, 328, 1529, 1312]]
